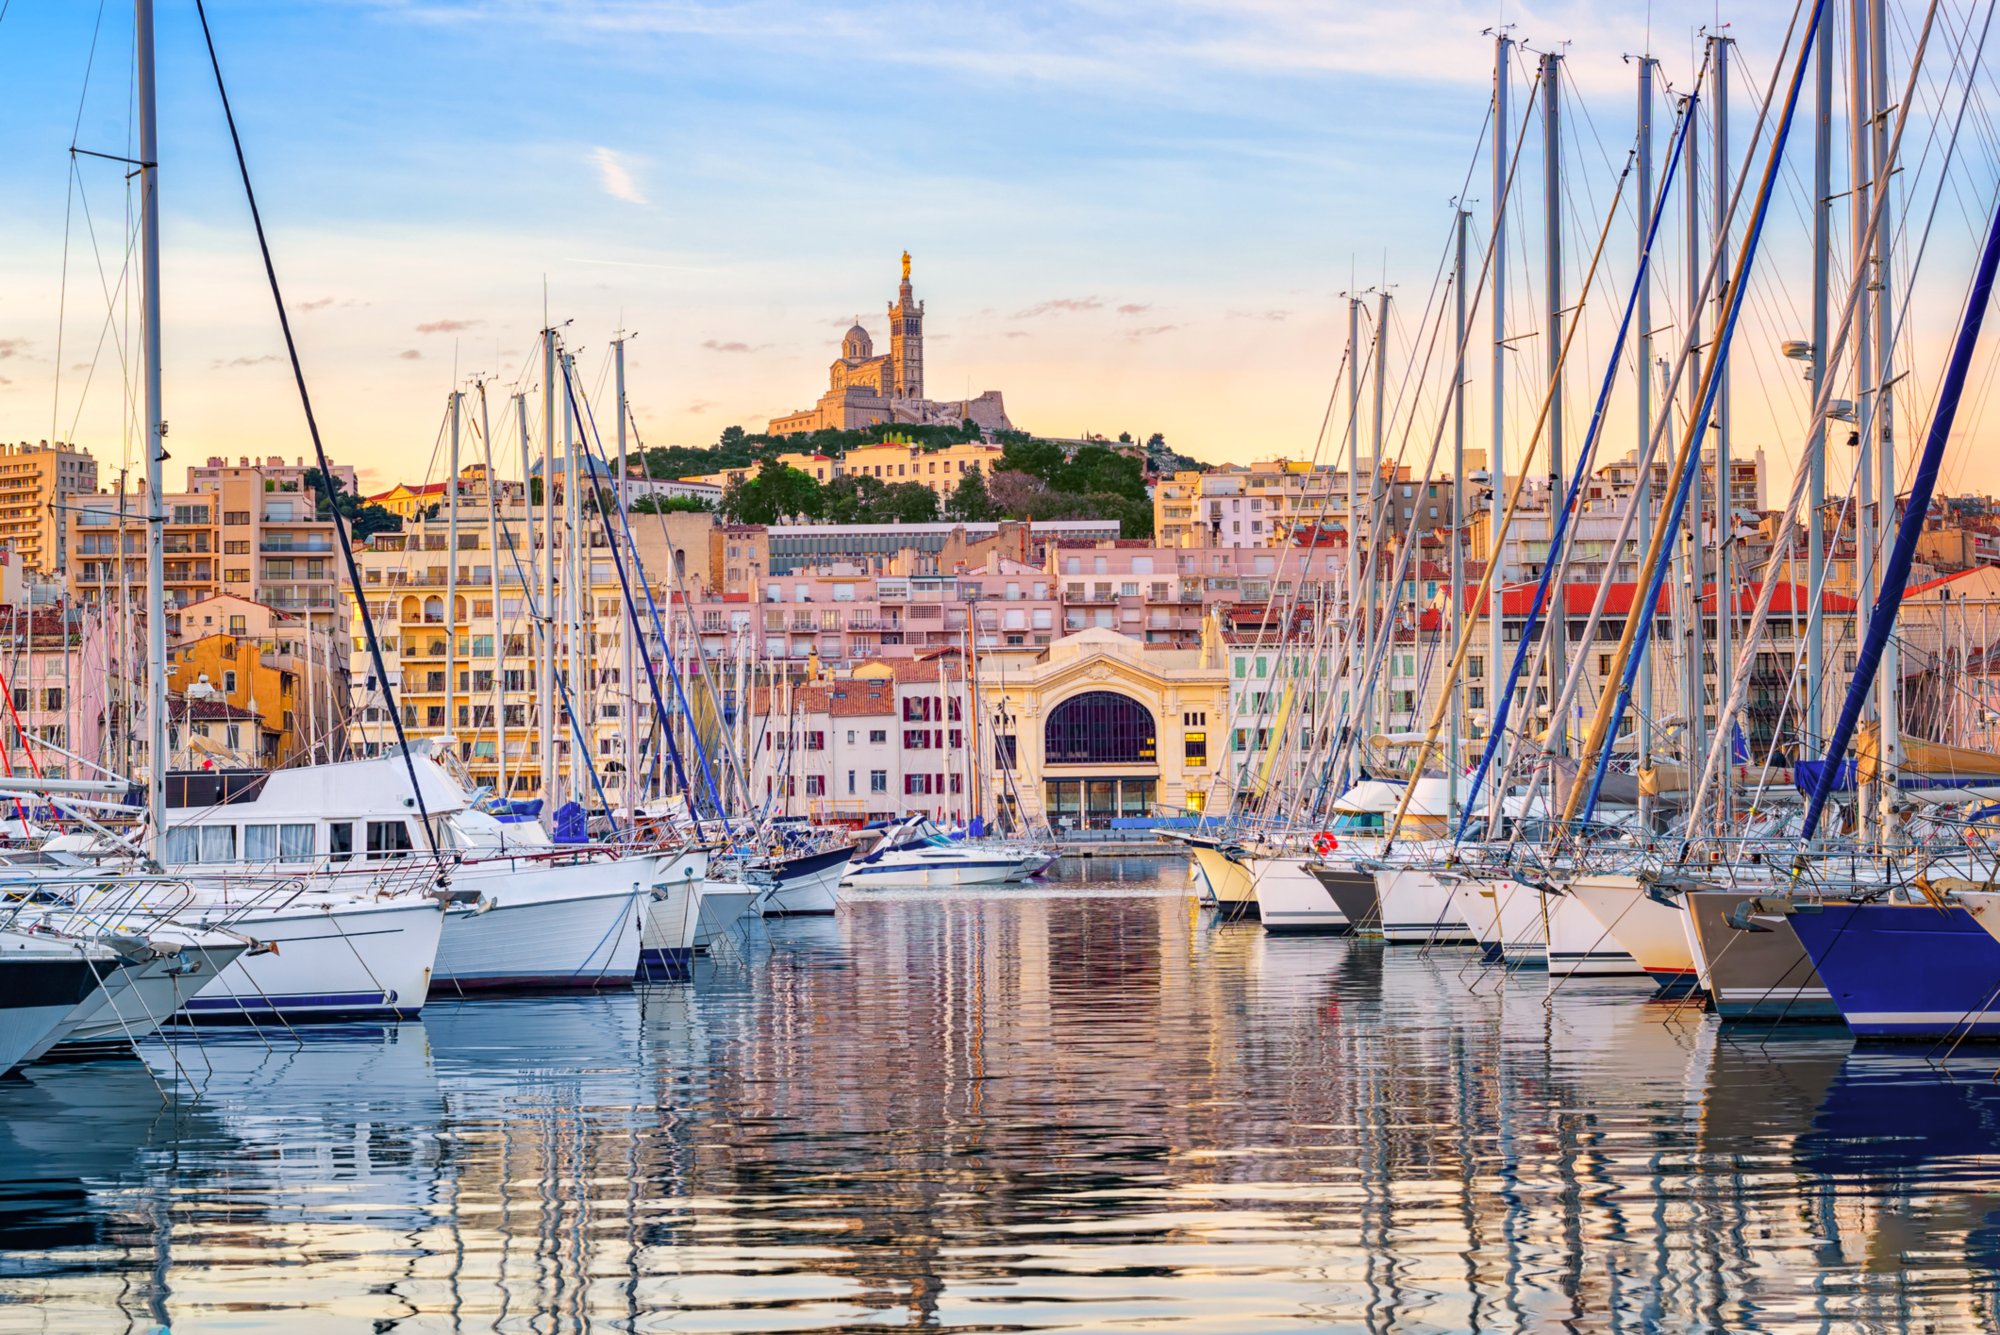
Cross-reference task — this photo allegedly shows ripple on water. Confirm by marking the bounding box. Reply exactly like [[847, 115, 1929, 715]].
[[0, 858, 1997, 1330]]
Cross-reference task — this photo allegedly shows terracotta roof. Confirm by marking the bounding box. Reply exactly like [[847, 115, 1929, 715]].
[[1906, 566, 1996, 596], [368, 480, 448, 502], [1458, 580, 1858, 617]]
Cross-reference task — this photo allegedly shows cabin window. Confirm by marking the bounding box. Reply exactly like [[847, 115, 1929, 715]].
[[164, 827, 199, 863], [367, 820, 414, 859], [244, 824, 279, 861], [280, 823, 314, 860], [200, 826, 236, 863], [329, 821, 354, 862]]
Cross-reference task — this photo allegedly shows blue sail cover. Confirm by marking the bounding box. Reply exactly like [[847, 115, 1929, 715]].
[[1793, 758, 1854, 794]]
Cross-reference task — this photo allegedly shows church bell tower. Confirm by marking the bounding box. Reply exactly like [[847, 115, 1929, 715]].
[[888, 250, 924, 400]]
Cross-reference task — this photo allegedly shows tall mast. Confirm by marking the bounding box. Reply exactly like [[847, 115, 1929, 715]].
[[479, 381, 506, 800], [1542, 49, 1566, 757], [1807, 6, 1832, 759], [1868, 0, 1898, 838], [1371, 288, 1389, 743], [1450, 208, 1470, 815], [1849, 0, 1876, 840], [1682, 86, 1707, 794], [540, 332, 558, 803], [1488, 33, 1510, 765], [136, 0, 167, 843], [1635, 55, 1655, 830], [1711, 33, 1733, 824], [1346, 294, 1361, 786], [562, 352, 583, 805], [446, 389, 461, 762], [615, 334, 636, 828]]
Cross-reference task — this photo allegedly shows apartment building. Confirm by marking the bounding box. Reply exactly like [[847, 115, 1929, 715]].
[[0, 441, 98, 573]]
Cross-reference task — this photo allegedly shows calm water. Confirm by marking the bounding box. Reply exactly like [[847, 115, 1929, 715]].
[[1, 857, 1998, 1332]]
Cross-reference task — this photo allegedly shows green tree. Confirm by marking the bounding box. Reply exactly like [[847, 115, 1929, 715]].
[[632, 493, 713, 515], [718, 424, 747, 449], [945, 470, 997, 522], [350, 503, 404, 540], [721, 461, 824, 525], [879, 482, 939, 524]]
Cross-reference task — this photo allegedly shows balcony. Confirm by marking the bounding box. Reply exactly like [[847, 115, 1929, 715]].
[[262, 539, 333, 554]]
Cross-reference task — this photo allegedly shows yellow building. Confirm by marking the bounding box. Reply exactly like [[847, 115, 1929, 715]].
[[840, 440, 1003, 502], [0, 440, 97, 573], [976, 622, 1232, 829], [166, 631, 303, 765]]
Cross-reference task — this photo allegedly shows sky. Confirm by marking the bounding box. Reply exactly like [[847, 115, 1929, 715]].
[[1, 1, 1994, 499]]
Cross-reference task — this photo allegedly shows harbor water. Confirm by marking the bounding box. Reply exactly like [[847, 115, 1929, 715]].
[[2, 856, 1996, 1331]]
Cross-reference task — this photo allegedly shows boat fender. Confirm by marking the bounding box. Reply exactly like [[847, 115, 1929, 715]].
[[1313, 832, 1338, 855]]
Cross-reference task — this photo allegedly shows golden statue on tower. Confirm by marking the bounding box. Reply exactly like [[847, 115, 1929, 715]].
[[901, 250, 911, 281]]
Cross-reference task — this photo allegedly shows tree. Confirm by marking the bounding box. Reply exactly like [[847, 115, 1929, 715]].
[[632, 493, 713, 514], [945, 470, 998, 523], [879, 482, 940, 524], [986, 469, 1049, 519], [720, 461, 823, 525], [1117, 430, 1133, 443], [718, 424, 747, 449], [351, 503, 403, 540]]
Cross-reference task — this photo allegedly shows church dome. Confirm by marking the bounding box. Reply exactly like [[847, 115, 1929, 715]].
[[842, 323, 873, 360]]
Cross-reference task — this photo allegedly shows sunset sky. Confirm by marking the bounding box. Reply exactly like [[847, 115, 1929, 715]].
[[2, 1, 1988, 501]]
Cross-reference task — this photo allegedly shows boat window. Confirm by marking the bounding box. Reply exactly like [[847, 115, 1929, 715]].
[[164, 827, 199, 864], [200, 826, 236, 863], [280, 824, 314, 860], [244, 824, 278, 861], [329, 821, 354, 862], [367, 820, 414, 859]]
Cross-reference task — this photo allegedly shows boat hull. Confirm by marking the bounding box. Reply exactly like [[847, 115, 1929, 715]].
[[642, 850, 707, 976], [1488, 877, 1550, 967], [0, 949, 119, 1074], [693, 884, 759, 951], [1310, 864, 1379, 936], [1566, 875, 1697, 991], [1245, 853, 1345, 933], [842, 853, 1028, 890], [1683, 890, 1838, 1020], [50, 941, 249, 1051], [1187, 845, 1259, 922], [1788, 902, 2000, 1039], [1373, 866, 1476, 944], [176, 898, 446, 1023], [1544, 888, 1644, 977], [435, 857, 648, 992], [758, 846, 852, 917]]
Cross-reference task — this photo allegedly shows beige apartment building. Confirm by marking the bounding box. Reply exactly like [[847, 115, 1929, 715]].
[[0, 441, 98, 573]]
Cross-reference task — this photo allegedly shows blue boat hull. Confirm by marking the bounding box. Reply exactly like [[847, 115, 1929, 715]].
[[1788, 903, 2000, 1039]]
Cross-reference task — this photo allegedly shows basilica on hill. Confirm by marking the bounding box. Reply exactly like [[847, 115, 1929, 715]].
[[768, 253, 1015, 437]]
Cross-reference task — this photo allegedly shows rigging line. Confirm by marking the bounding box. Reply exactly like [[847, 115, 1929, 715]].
[[193, 0, 444, 868]]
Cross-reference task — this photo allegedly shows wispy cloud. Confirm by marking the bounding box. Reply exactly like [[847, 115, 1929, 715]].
[[1002, 330, 1032, 340], [1117, 303, 1151, 316], [0, 338, 28, 360], [298, 297, 338, 312], [396, 349, 423, 360], [1128, 324, 1179, 339], [1013, 296, 1102, 318], [590, 147, 647, 205], [701, 339, 765, 354], [212, 354, 280, 369], [687, 399, 717, 414], [416, 318, 481, 334], [1228, 308, 1291, 322]]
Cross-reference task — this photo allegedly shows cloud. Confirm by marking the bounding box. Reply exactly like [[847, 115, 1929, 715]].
[[298, 297, 337, 312], [212, 354, 280, 369], [416, 318, 481, 334], [701, 339, 765, 354], [1002, 330, 1032, 339], [0, 338, 28, 360], [590, 147, 647, 205], [1228, 308, 1291, 322], [687, 399, 716, 414], [1012, 296, 1102, 318], [1128, 324, 1179, 339], [1117, 303, 1151, 316], [0, 377, 11, 387], [396, 349, 423, 360]]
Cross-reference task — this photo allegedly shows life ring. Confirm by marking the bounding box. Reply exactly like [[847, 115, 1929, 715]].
[[1313, 831, 1338, 856]]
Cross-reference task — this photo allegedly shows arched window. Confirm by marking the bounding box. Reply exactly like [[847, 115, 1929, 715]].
[[1045, 691, 1155, 765]]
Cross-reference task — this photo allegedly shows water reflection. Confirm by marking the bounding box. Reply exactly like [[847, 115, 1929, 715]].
[[2, 858, 2000, 1329]]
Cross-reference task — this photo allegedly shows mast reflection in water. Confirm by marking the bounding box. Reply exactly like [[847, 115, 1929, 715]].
[[1, 857, 1997, 1331]]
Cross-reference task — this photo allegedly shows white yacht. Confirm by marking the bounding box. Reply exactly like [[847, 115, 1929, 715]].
[[841, 818, 1037, 889]]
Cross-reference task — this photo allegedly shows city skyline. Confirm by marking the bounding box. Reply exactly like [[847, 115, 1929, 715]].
[[0, 1, 1851, 493]]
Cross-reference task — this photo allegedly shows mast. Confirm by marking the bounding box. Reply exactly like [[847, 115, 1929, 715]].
[[615, 334, 636, 827], [136, 0, 167, 845], [1635, 55, 1656, 830], [1808, 5, 1832, 759], [1489, 33, 1510, 764], [515, 391, 534, 799], [1346, 294, 1361, 785], [1451, 208, 1470, 817], [1850, 0, 1876, 840], [479, 381, 506, 800], [562, 351, 583, 805], [446, 389, 461, 763], [1683, 83, 1707, 800], [1371, 289, 1389, 744], [1711, 33, 1733, 826], [1868, 0, 1898, 839], [540, 332, 558, 804], [1542, 49, 1566, 757]]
